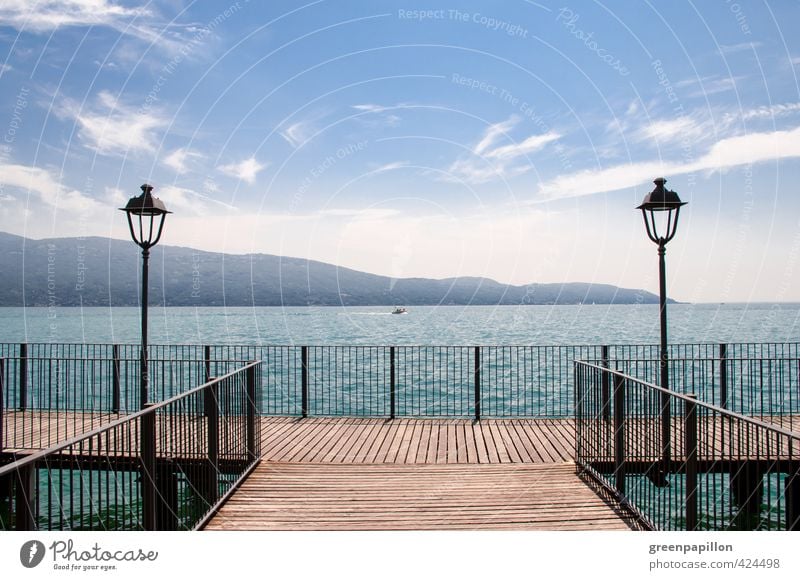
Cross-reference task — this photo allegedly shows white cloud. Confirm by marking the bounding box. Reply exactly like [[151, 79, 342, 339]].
[[163, 148, 202, 174], [0, 162, 100, 212], [59, 91, 165, 156], [538, 125, 800, 200], [444, 116, 560, 184], [217, 156, 265, 184], [0, 0, 146, 31]]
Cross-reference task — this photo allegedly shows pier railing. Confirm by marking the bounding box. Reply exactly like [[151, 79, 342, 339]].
[[0, 356, 248, 449], [575, 361, 800, 531], [1, 342, 799, 423], [0, 360, 261, 531]]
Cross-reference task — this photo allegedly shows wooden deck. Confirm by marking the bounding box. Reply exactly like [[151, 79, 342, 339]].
[[205, 461, 638, 530], [259, 417, 576, 464], [203, 417, 641, 531]]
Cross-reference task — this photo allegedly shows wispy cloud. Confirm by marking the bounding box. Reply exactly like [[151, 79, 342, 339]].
[[158, 185, 237, 215], [372, 161, 406, 173], [718, 41, 762, 55], [352, 103, 402, 126], [674, 75, 744, 98], [635, 116, 709, 144], [280, 120, 316, 148], [444, 116, 560, 184], [163, 148, 203, 174], [726, 102, 800, 122], [538, 125, 800, 200], [59, 91, 165, 156], [217, 156, 265, 184]]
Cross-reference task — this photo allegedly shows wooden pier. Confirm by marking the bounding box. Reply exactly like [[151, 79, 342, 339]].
[[206, 417, 639, 530]]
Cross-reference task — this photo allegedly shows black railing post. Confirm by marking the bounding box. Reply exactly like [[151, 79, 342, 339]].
[[613, 372, 626, 496], [301, 346, 309, 418], [787, 465, 800, 531], [19, 342, 27, 411], [205, 381, 219, 507], [719, 343, 728, 410], [15, 463, 36, 530], [389, 347, 396, 419], [601, 345, 610, 421], [474, 346, 481, 421], [684, 394, 698, 531], [112, 344, 121, 414], [140, 403, 157, 531], [246, 363, 257, 461], [204, 345, 211, 381]]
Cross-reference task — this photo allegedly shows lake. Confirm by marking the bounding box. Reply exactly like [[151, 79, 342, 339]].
[[1, 303, 799, 345]]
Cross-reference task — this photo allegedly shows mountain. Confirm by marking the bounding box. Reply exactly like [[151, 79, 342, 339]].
[[0, 231, 669, 306]]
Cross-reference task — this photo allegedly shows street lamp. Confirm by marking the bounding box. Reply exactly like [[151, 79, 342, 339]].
[[120, 184, 171, 408], [637, 177, 686, 469]]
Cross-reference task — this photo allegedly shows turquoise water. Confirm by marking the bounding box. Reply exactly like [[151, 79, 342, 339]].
[[2, 303, 800, 345]]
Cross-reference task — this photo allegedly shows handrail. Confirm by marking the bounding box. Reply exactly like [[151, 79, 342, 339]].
[[576, 360, 800, 439], [574, 360, 800, 531], [0, 359, 261, 476]]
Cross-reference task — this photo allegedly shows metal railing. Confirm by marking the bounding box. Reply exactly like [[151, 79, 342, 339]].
[[1, 342, 799, 422], [0, 360, 261, 530], [575, 361, 800, 531], [0, 356, 252, 450]]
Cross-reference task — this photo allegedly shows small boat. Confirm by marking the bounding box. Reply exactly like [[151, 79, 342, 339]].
[[391, 306, 408, 314]]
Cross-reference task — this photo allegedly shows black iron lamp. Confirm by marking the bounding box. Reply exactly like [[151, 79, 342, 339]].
[[637, 177, 686, 246], [120, 184, 171, 407], [637, 177, 686, 474]]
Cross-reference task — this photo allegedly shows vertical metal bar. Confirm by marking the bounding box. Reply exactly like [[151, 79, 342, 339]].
[[246, 363, 257, 461], [204, 345, 211, 381], [601, 345, 610, 421], [140, 248, 150, 409], [389, 347, 396, 419], [0, 358, 4, 451], [19, 342, 27, 411], [613, 372, 626, 496], [658, 244, 671, 466], [140, 404, 157, 531], [719, 343, 728, 409], [112, 344, 121, 414], [205, 381, 219, 506], [685, 394, 698, 531], [301, 346, 309, 419], [15, 463, 36, 530], [474, 346, 481, 422]]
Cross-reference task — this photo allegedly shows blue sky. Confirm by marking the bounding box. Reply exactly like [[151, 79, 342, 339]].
[[1, 1, 800, 302]]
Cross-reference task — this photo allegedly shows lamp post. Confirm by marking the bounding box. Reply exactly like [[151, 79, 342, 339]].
[[120, 184, 171, 408], [637, 177, 686, 468]]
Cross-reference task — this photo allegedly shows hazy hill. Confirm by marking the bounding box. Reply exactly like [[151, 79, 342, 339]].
[[0, 231, 668, 306]]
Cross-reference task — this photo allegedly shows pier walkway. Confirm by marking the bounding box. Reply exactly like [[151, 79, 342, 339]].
[[206, 417, 638, 530]]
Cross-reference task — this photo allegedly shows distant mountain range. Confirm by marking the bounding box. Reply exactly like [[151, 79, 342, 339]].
[[0, 231, 670, 307]]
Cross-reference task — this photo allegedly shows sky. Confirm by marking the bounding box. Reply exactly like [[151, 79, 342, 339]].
[[1, 0, 799, 303]]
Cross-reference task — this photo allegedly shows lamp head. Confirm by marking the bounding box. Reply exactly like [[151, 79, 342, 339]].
[[119, 184, 171, 249], [637, 178, 686, 245]]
